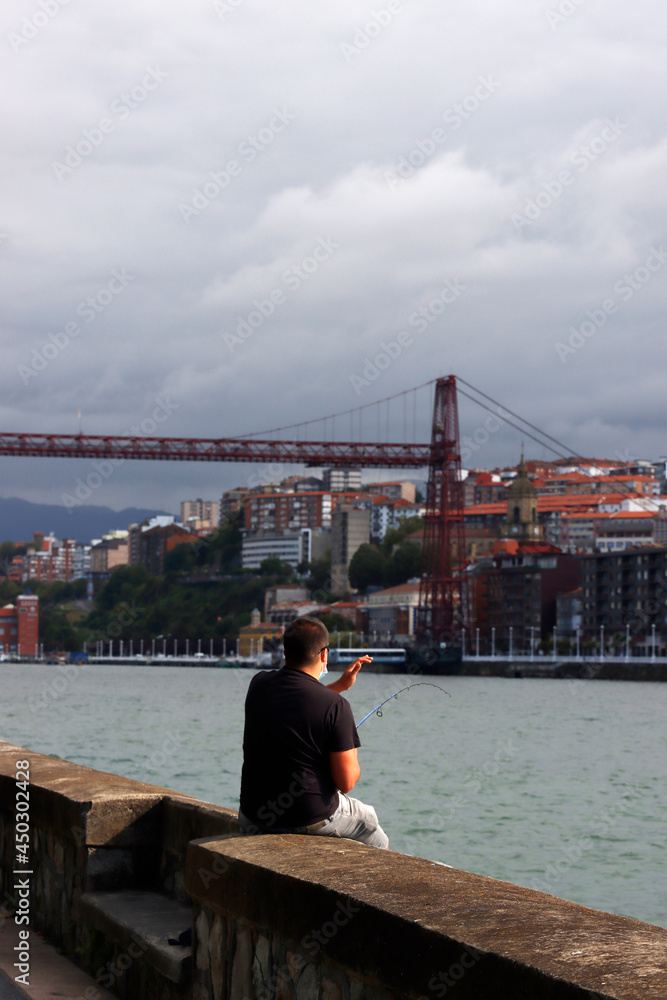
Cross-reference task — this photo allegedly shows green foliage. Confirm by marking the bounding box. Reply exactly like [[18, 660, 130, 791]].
[[195, 515, 243, 569], [33, 579, 87, 603], [163, 543, 196, 575], [348, 545, 387, 591], [0, 575, 87, 652], [39, 604, 80, 651], [259, 557, 294, 582], [78, 560, 286, 646], [95, 564, 156, 612], [383, 541, 422, 587], [317, 612, 353, 632], [349, 519, 424, 593], [304, 550, 332, 594], [0, 540, 27, 560], [381, 516, 424, 555], [0, 578, 21, 603]]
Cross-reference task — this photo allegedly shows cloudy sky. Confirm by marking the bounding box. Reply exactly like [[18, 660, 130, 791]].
[[1, 0, 666, 515]]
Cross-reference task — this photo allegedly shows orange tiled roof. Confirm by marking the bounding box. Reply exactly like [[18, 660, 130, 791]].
[[372, 582, 420, 596], [608, 510, 655, 519], [561, 509, 656, 521], [465, 493, 636, 515]]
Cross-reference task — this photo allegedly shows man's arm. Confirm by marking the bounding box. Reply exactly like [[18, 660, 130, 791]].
[[326, 654, 372, 694], [329, 748, 360, 793]]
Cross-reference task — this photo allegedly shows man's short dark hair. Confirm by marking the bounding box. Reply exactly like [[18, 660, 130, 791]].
[[283, 616, 329, 667]]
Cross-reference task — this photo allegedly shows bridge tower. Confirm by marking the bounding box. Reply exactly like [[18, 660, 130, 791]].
[[416, 375, 469, 650]]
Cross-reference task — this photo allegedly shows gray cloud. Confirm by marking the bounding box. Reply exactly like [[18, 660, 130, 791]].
[[1, 0, 666, 514]]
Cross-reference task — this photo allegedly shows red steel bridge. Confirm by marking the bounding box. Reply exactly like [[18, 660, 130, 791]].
[[0, 433, 430, 468]]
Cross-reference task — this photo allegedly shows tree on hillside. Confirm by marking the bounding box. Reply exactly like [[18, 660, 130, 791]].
[[259, 557, 294, 582], [34, 579, 87, 603], [383, 541, 422, 587], [94, 564, 156, 612], [194, 514, 243, 569], [0, 540, 27, 559], [164, 543, 196, 575], [0, 579, 20, 603], [303, 550, 332, 595], [381, 516, 424, 555], [348, 544, 386, 592], [40, 606, 79, 651]]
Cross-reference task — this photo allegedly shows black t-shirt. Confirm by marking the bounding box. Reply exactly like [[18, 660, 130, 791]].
[[239, 667, 361, 828]]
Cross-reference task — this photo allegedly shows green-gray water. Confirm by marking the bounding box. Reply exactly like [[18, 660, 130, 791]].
[[2, 664, 665, 927]]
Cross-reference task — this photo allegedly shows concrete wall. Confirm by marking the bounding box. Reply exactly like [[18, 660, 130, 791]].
[[457, 659, 667, 681], [1, 741, 666, 1000]]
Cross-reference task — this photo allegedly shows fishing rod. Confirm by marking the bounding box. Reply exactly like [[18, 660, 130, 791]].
[[356, 682, 451, 727]]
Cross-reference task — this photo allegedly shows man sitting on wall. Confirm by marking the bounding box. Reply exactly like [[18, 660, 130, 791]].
[[238, 615, 388, 848]]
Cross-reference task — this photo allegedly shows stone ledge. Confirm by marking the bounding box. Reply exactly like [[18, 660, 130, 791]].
[[185, 835, 667, 1000], [162, 795, 239, 855], [0, 741, 205, 845], [80, 890, 192, 986], [161, 796, 239, 903]]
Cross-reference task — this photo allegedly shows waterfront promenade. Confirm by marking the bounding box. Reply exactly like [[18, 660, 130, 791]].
[[79, 650, 667, 680]]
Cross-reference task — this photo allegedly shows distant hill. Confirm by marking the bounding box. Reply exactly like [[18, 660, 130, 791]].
[[0, 497, 175, 545]]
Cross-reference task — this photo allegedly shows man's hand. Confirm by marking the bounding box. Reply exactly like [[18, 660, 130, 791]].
[[326, 655, 372, 694]]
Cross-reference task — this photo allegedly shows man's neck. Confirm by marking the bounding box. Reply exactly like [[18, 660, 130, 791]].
[[284, 661, 321, 680]]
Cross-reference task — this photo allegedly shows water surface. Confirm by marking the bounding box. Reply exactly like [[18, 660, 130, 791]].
[[2, 663, 664, 927]]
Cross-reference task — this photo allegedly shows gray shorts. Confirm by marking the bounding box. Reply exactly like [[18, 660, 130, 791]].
[[310, 792, 389, 849], [239, 793, 388, 849]]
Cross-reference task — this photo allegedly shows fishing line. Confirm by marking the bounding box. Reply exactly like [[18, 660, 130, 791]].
[[356, 683, 451, 727]]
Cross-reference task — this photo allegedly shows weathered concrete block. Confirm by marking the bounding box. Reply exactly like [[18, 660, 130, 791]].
[[186, 836, 667, 1000], [87, 847, 134, 889], [82, 890, 191, 974]]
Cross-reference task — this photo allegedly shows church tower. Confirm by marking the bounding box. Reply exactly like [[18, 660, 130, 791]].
[[504, 455, 543, 541]]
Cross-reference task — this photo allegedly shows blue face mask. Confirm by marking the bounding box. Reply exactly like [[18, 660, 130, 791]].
[[319, 664, 328, 681]]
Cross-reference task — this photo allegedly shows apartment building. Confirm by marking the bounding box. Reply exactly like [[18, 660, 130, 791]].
[[90, 535, 129, 577], [331, 505, 371, 595], [245, 491, 335, 533], [180, 499, 220, 530], [581, 547, 667, 649], [0, 593, 39, 657], [23, 535, 77, 583], [322, 467, 362, 492], [137, 523, 192, 575], [366, 481, 417, 503], [471, 544, 582, 650]]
